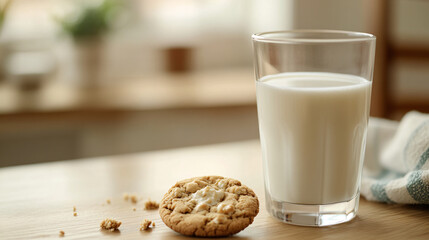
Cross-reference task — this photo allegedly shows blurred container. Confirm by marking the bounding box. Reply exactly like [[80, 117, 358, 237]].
[[165, 47, 192, 72], [3, 39, 56, 90], [73, 38, 104, 87]]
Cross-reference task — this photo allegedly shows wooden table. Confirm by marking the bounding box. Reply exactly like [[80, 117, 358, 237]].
[[0, 140, 428, 239]]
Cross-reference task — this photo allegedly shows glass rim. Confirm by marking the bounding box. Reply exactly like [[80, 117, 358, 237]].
[[252, 30, 376, 43]]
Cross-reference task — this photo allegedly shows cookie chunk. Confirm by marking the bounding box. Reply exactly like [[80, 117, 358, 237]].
[[159, 176, 259, 237], [140, 219, 155, 231], [100, 218, 121, 232], [144, 200, 159, 210]]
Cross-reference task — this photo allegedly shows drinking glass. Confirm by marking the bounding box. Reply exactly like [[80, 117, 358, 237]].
[[252, 30, 376, 226]]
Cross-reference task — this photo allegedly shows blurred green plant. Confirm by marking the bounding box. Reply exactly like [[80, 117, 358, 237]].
[[0, 0, 12, 29], [56, 0, 120, 40]]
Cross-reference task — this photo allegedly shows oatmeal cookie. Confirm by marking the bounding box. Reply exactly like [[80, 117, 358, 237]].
[[159, 176, 259, 237]]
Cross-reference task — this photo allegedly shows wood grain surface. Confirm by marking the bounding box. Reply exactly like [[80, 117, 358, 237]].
[[0, 140, 428, 239]]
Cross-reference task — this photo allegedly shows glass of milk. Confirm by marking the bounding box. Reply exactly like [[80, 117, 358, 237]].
[[252, 30, 376, 226]]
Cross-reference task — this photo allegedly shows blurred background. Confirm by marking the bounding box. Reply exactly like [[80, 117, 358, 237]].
[[0, 0, 428, 167]]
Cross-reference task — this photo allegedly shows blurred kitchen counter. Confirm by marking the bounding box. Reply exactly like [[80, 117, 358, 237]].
[[0, 68, 256, 114], [0, 68, 259, 167]]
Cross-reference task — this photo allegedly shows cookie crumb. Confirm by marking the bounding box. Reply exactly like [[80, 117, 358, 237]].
[[106, 199, 111, 204], [100, 218, 122, 232], [59, 230, 65, 237], [123, 192, 139, 203], [73, 212, 77, 217], [140, 219, 153, 231], [123, 193, 129, 201], [73, 206, 76, 212], [152, 221, 155, 227], [144, 200, 159, 210], [133, 208, 136, 211], [130, 195, 138, 204]]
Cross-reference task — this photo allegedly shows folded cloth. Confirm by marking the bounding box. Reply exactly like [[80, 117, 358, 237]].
[[361, 111, 429, 204]]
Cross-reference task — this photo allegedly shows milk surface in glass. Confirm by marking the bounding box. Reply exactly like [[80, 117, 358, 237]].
[[256, 72, 371, 205]]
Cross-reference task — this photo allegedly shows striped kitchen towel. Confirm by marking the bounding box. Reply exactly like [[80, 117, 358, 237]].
[[361, 111, 429, 204]]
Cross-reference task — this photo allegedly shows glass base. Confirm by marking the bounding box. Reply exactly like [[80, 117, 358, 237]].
[[266, 194, 359, 227]]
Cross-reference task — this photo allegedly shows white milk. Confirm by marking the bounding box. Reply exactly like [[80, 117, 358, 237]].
[[256, 72, 371, 205]]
